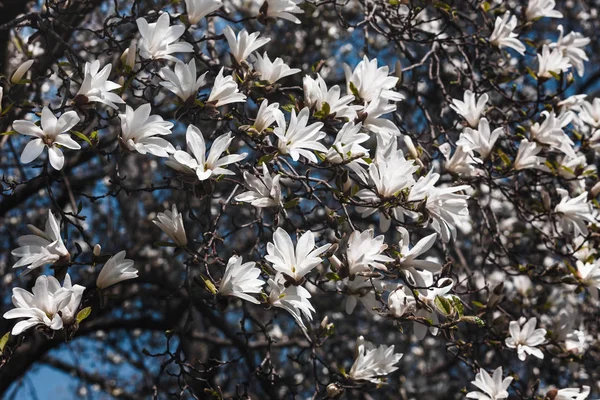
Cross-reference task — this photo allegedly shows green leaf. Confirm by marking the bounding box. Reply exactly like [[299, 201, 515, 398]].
[[325, 272, 341, 281], [282, 103, 295, 113], [1, 130, 17, 136], [435, 296, 454, 316], [76, 307, 92, 324], [497, 149, 511, 167], [257, 153, 274, 165], [0, 332, 10, 353], [284, 198, 299, 209], [452, 296, 464, 317], [472, 300, 485, 308], [525, 67, 538, 80], [481, 1, 490, 12], [71, 130, 92, 146], [200, 274, 217, 294], [349, 81, 359, 98]]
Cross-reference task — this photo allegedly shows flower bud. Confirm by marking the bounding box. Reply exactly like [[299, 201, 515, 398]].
[[542, 190, 551, 210], [93, 244, 102, 257], [328, 255, 342, 271], [591, 181, 600, 198], [11, 60, 34, 84], [125, 42, 137, 70]]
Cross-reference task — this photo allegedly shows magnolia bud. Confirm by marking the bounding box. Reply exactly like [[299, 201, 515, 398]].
[[591, 181, 600, 198], [328, 255, 342, 271], [11, 60, 34, 84], [541, 190, 551, 210], [125, 41, 137, 70], [93, 244, 102, 257], [326, 383, 344, 398]]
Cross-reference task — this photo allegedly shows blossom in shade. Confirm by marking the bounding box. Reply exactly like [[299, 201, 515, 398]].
[[457, 117, 503, 159], [76, 60, 124, 109], [525, 0, 562, 21], [265, 228, 331, 283], [152, 204, 188, 246], [513, 139, 549, 171], [267, 274, 314, 331], [348, 336, 403, 384], [397, 227, 442, 286], [96, 251, 138, 289], [185, 0, 223, 25], [235, 163, 282, 208], [505, 317, 547, 361], [550, 386, 591, 400], [550, 26, 590, 77], [555, 189, 595, 237], [13, 106, 81, 170], [136, 13, 193, 61], [450, 90, 489, 128], [159, 59, 207, 102], [12, 210, 69, 273], [466, 367, 513, 400], [119, 103, 175, 157], [262, 0, 304, 24], [575, 260, 600, 300], [537, 45, 572, 79], [218, 255, 264, 304], [489, 13, 526, 55]]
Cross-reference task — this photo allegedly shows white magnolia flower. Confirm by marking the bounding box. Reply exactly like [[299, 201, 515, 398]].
[[458, 118, 503, 159], [250, 99, 283, 134], [361, 96, 401, 139], [136, 13, 193, 61], [450, 90, 489, 128], [265, 227, 331, 282], [76, 60, 124, 109], [550, 26, 590, 77], [152, 204, 188, 246], [303, 74, 356, 120], [224, 26, 270, 64], [252, 52, 300, 83], [207, 68, 247, 107], [413, 271, 455, 340], [159, 59, 207, 102], [218, 255, 264, 304], [13, 106, 81, 170], [345, 229, 393, 275], [3, 275, 75, 335], [514, 139, 549, 171], [267, 274, 314, 330], [397, 227, 442, 286], [579, 98, 600, 129], [57, 273, 86, 325], [489, 13, 526, 55], [466, 367, 513, 400], [525, 0, 562, 20], [343, 56, 404, 103], [387, 285, 416, 318], [11, 59, 34, 84], [553, 386, 591, 400], [262, 0, 304, 24], [274, 107, 327, 163], [530, 111, 576, 158], [505, 317, 547, 361], [96, 251, 138, 289], [185, 0, 223, 25], [348, 336, 403, 384], [170, 125, 246, 181], [575, 260, 600, 300], [555, 189, 595, 237], [12, 210, 69, 272], [119, 103, 175, 157], [537, 45, 571, 79], [439, 143, 479, 176], [341, 276, 386, 315], [235, 163, 282, 208], [325, 121, 369, 174]]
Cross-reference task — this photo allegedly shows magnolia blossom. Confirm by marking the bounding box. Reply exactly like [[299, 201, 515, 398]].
[[505, 317, 547, 361], [551, 386, 591, 400], [185, 0, 222, 25], [96, 251, 138, 289], [579, 98, 600, 129], [303, 74, 356, 120], [325, 121, 369, 170], [413, 271, 455, 340], [3, 274, 79, 335], [252, 52, 300, 83], [207, 68, 247, 107], [397, 227, 442, 286], [262, 0, 304, 24], [267, 274, 314, 330], [75, 60, 124, 109], [136, 13, 193, 61], [575, 260, 600, 300], [466, 367, 513, 400], [345, 229, 393, 275], [387, 285, 416, 318], [265, 228, 331, 282], [119, 103, 175, 157], [14, 106, 81, 170], [218, 256, 264, 304], [489, 13, 526, 55], [343, 56, 404, 103], [348, 336, 403, 384], [514, 139, 549, 171], [458, 118, 503, 159], [12, 210, 69, 272], [235, 163, 282, 207], [450, 90, 488, 128], [11, 59, 34, 84], [537, 45, 572, 79], [361, 96, 401, 139], [247, 99, 283, 134], [550, 26, 590, 77], [341, 276, 386, 314], [159, 59, 207, 102], [152, 204, 188, 246], [171, 125, 246, 181], [530, 111, 576, 159], [274, 107, 327, 163], [525, 0, 562, 21], [224, 26, 270, 65], [555, 189, 595, 236], [439, 143, 478, 176]]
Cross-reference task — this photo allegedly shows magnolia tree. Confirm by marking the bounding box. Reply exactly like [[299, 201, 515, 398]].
[[0, 0, 599, 398]]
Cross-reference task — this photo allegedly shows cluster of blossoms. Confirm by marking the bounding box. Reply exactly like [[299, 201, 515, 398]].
[[2, 0, 599, 397]]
